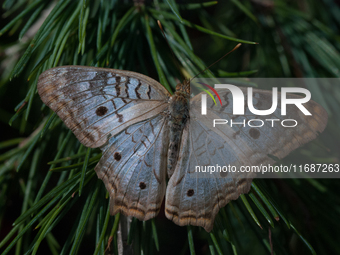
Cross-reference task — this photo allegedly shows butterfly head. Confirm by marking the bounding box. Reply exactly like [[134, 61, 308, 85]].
[[175, 80, 190, 96]]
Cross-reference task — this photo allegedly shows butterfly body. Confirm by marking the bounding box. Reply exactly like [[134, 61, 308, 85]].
[[38, 66, 327, 232], [167, 81, 190, 177]]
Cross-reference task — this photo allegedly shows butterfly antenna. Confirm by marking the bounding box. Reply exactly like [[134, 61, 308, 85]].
[[157, 20, 185, 81], [190, 43, 242, 82]]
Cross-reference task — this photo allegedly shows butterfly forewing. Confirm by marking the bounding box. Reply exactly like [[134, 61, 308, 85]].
[[191, 88, 328, 161], [37, 66, 170, 148]]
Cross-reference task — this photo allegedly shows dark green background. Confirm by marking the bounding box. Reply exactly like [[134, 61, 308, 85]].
[[0, 1, 340, 254]]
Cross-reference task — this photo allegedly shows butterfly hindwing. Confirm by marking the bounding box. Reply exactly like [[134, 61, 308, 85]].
[[96, 114, 169, 220], [165, 119, 254, 232]]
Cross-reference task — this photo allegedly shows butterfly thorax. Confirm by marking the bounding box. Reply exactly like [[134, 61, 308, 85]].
[[167, 81, 190, 177]]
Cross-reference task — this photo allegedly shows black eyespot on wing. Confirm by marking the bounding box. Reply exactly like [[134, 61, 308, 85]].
[[220, 171, 228, 177], [249, 128, 260, 139], [96, 106, 108, 116], [187, 189, 194, 197], [114, 152, 122, 161], [139, 182, 146, 189]]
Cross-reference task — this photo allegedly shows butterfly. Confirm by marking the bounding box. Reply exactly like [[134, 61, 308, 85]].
[[37, 66, 327, 232]]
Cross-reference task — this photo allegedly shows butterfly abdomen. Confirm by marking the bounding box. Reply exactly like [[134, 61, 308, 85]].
[[167, 88, 190, 177]]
